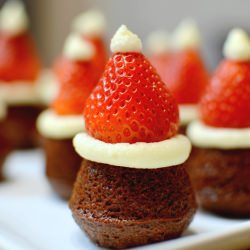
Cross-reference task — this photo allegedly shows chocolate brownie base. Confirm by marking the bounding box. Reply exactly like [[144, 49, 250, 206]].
[[186, 147, 250, 217], [0, 121, 11, 181], [43, 137, 82, 199], [4, 105, 44, 149], [0, 154, 7, 181], [70, 160, 197, 249], [179, 124, 187, 135]]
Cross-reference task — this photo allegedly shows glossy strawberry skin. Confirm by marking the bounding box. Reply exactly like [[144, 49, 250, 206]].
[[200, 60, 250, 128], [163, 49, 209, 104], [52, 57, 97, 115], [0, 32, 41, 82], [150, 53, 171, 82], [84, 37, 107, 82], [84, 52, 179, 144]]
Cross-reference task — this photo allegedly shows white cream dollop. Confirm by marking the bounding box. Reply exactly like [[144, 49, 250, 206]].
[[223, 28, 250, 61], [37, 109, 85, 139], [187, 120, 250, 149], [0, 0, 29, 36], [63, 33, 95, 61], [73, 133, 191, 169], [110, 25, 142, 53], [179, 104, 199, 126], [72, 10, 106, 37], [172, 19, 201, 51], [146, 30, 170, 55]]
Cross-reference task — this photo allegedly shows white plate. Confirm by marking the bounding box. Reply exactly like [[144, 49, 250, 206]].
[[0, 150, 249, 250]]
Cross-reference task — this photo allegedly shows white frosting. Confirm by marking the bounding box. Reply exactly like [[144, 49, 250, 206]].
[[172, 19, 201, 51], [179, 104, 199, 125], [37, 109, 85, 139], [0, 81, 42, 105], [223, 28, 250, 61], [73, 133, 191, 169], [146, 30, 170, 55], [187, 120, 250, 149], [0, 70, 60, 106], [110, 25, 142, 53], [63, 33, 95, 61], [0, 0, 29, 36], [72, 10, 106, 37], [36, 69, 59, 105]]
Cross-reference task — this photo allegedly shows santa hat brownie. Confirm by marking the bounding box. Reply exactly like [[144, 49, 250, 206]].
[[146, 30, 172, 81], [170, 19, 209, 104], [70, 25, 196, 249], [166, 19, 209, 129], [0, 0, 43, 149], [72, 9, 107, 81], [0, 0, 40, 82], [187, 28, 250, 217], [37, 33, 97, 199]]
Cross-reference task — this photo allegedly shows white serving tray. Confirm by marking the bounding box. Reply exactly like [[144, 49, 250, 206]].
[[0, 150, 249, 250]]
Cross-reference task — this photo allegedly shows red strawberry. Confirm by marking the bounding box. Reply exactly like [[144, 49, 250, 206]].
[[84, 37, 107, 82], [163, 49, 209, 104], [200, 59, 250, 128], [52, 56, 97, 115], [0, 32, 41, 82], [84, 52, 179, 144], [150, 53, 171, 82]]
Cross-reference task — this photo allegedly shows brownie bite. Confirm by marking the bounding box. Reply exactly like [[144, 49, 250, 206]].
[[70, 25, 196, 249], [186, 29, 250, 216], [0, 0, 46, 149], [37, 33, 99, 199]]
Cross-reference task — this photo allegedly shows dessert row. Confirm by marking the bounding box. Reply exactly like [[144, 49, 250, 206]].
[[0, 1, 250, 249]]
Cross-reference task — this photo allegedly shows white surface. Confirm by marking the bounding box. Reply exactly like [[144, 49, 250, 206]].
[[0, 150, 249, 250]]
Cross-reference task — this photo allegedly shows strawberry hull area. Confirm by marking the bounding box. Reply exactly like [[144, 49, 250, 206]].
[[185, 147, 250, 217], [42, 136, 82, 200], [70, 160, 197, 249]]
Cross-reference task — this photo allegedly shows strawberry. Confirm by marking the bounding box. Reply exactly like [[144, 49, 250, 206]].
[[84, 52, 179, 144], [200, 59, 250, 128], [0, 33, 41, 82], [52, 56, 96, 115], [84, 37, 107, 82], [150, 53, 171, 83], [162, 49, 209, 104]]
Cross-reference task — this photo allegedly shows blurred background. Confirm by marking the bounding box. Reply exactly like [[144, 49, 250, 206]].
[[2, 0, 250, 69]]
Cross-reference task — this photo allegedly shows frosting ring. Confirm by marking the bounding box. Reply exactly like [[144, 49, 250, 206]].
[[187, 120, 250, 149], [37, 109, 85, 139], [73, 133, 191, 169], [179, 104, 198, 125]]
